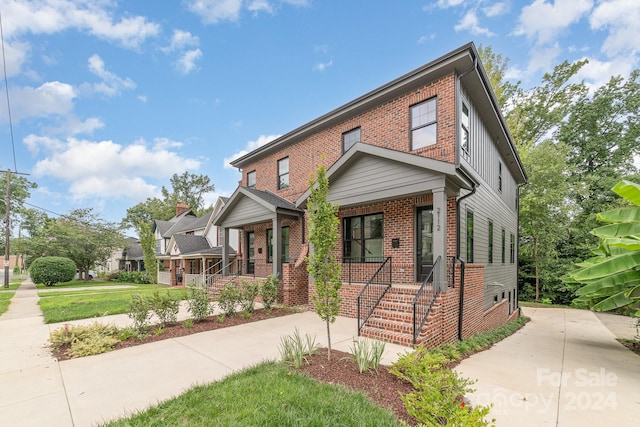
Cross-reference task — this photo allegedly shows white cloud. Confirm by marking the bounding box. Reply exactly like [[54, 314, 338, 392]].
[[23, 134, 65, 155], [185, 0, 243, 24], [1, 0, 160, 49], [5, 81, 76, 121], [483, 2, 510, 17], [574, 56, 634, 90], [313, 60, 333, 72], [163, 29, 200, 52], [590, 0, 640, 58], [525, 43, 562, 74], [454, 10, 496, 36], [224, 134, 281, 169], [176, 49, 203, 74], [248, 0, 274, 15], [87, 54, 136, 96], [153, 137, 184, 150], [514, 0, 593, 45], [1, 40, 30, 78], [31, 137, 202, 200], [417, 34, 436, 45], [137, 95, 148, 103]]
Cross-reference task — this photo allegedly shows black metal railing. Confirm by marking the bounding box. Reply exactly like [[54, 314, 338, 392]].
[[356, 257, 392, 336], [206, 259, 241, 293], [342, 256, 387, 285], [412, 256, 441, 344]]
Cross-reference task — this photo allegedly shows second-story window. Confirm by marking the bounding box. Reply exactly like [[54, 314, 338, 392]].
[[278, 157, 289, 189], [342, 127, 361, 152], [461, 102, 470, 154], [488, 220, 493, 264], [247, 170, 256, 189], [410, 97, 437, 150], [498, 161, 503, 192]]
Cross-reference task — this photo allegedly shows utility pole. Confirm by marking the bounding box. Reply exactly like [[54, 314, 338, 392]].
[[4, 170, 10, 288]]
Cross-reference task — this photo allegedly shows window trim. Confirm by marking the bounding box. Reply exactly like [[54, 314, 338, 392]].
[[510, 233, 515, 264], [488, 220, 493, 264], [277, 157, 289, 190], [501, 228, 506, 264], [461, 102, 470, 154], [342, 127, 361, 153], [343, 213, 384, 263], [410, 97, 438, 150], [498, 161, 503, 193], [247, 170, 256, 189]]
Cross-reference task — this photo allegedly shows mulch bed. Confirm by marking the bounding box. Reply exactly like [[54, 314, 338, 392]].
[[298, 348, 416, 425]]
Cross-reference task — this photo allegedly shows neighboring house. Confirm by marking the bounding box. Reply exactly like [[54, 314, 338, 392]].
[[99, 237, 144, 273], [155, 199, 239, 286], [214, 42, 527, 347]]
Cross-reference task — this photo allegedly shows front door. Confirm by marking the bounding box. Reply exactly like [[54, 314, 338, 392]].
[[246, 231, 255, 275], [416, 207, 434, 282]]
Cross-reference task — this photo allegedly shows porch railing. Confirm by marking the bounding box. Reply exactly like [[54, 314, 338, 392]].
[[157, 271, 170, 285], [356, 257, 392, 336], [342, 256, 387, 285], [412, 256, 441, 344], [206, 259, 242, 293]]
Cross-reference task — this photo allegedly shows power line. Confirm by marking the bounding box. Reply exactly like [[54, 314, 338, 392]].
[[0, 11, 17, 172]]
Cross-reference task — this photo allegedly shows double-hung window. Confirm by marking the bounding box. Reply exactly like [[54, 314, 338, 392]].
[[510, 233, 515, 264], [410, 97, 437, 150], [342, 127, 361, 152], [461, 102, 470, 154], [278, 157, 289, 189], [343, 213, 383, 262], [498, 161, 503, 192], [501, 228, 506, 264], [247, 170, 256, 189], [466, 209, 474, 263], [488, 220, 494, 264]]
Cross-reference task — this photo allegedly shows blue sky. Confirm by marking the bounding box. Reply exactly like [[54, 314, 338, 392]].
[[0, 0, 638, 231]]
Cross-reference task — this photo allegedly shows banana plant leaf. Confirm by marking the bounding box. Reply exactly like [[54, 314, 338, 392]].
[[607, 239, 640, 252], [592, 222, 640, 238], [592, 290, 637, 312], [597, 207, 640, 224], [626, 285, 640, 299], [570, 252, 640, 282], [574, 270, 640, 295], [612, 180, 640, 206]]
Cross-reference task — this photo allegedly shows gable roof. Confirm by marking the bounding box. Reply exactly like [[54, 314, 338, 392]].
[[213, 187, 304, 227], [230, 42, 525, 185]]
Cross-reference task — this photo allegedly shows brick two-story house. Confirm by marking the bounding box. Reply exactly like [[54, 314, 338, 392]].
[[214, 42, 526, 347]]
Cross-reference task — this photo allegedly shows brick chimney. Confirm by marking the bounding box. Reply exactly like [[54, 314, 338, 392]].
[[176, 203, 189, 216]]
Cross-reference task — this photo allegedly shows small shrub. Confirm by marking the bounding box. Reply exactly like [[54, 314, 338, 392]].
[[186, 283, 212, 322], [240, 280, 259, 314], [29, 256, 76, 286], [111, 270, 151, 284], [350, 337, 386, 373], [278, 328, 319, 368], [390, 345, 493, 426], [149, 290, 180, 327], [242, 310, 251, 319], [184, 319, 193, 329], [50, 322, 120, 357], [261, 274, 279, 311], [128, 294, 151, 337], [217, 314, 225, 323], [117, 327, 136, 341], [217, 284, 241, 316]]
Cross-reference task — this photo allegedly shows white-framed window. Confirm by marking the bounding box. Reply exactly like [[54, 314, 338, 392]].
[[410, 97, 437, 150], [461, 102, 470, 154], [498, 161, 503, 192], [247, 170, 256, 189], [278, 157, 289, 189]]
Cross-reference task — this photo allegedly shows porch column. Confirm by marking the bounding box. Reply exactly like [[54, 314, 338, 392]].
[[433, 187, 447, 291], [221, 226, 230, 275], [272, 214, 282, 278]]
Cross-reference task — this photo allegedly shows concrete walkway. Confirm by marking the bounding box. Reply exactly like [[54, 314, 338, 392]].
[[2, 281, 640, 426], [455, 306, 640, 426], [0, 280, 408, 427]]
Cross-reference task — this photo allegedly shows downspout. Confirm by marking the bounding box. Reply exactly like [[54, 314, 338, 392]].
[[455, 56, 479, 341]]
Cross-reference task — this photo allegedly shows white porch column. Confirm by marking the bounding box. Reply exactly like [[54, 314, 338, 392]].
[[433, 187, 447, 291], [272, 215, 282, 278]]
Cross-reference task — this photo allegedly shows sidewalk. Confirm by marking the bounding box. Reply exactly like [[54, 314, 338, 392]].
[[0, 280, 408, 427], [455, 306, 640, 426]]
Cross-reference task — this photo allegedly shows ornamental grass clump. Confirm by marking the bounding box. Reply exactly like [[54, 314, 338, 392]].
[[50, 322, 120, 358], [278, 328, 320, 368], [350, 337, 386, 373]]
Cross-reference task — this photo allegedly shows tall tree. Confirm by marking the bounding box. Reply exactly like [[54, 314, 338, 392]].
[[0, 170, 37, 254], [138, 221, 158, 283], [307, 164, 342, 361], [122, 172, 215, 229], [478, 44, 520, 110], [43, 208, 125, 279]]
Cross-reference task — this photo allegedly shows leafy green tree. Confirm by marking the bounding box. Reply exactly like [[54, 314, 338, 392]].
[[306, 164, 342, 361], [559, 70, 640, 259], [29, 256, 76, 286], [41, 208, 125, 279], [0, 170, 37, 254], [569, 181, 640, 316], [122, 172, 215, 229], [138, 221, 158, 283], [478, 44, 521, 110]]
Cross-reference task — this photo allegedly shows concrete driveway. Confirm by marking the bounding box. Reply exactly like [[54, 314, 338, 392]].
[[455, 306, 640, 426]]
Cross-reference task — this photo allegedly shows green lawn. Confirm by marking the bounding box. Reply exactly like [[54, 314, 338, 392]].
[[104, 361, 399, 427], [38, 282, 186, 323]]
